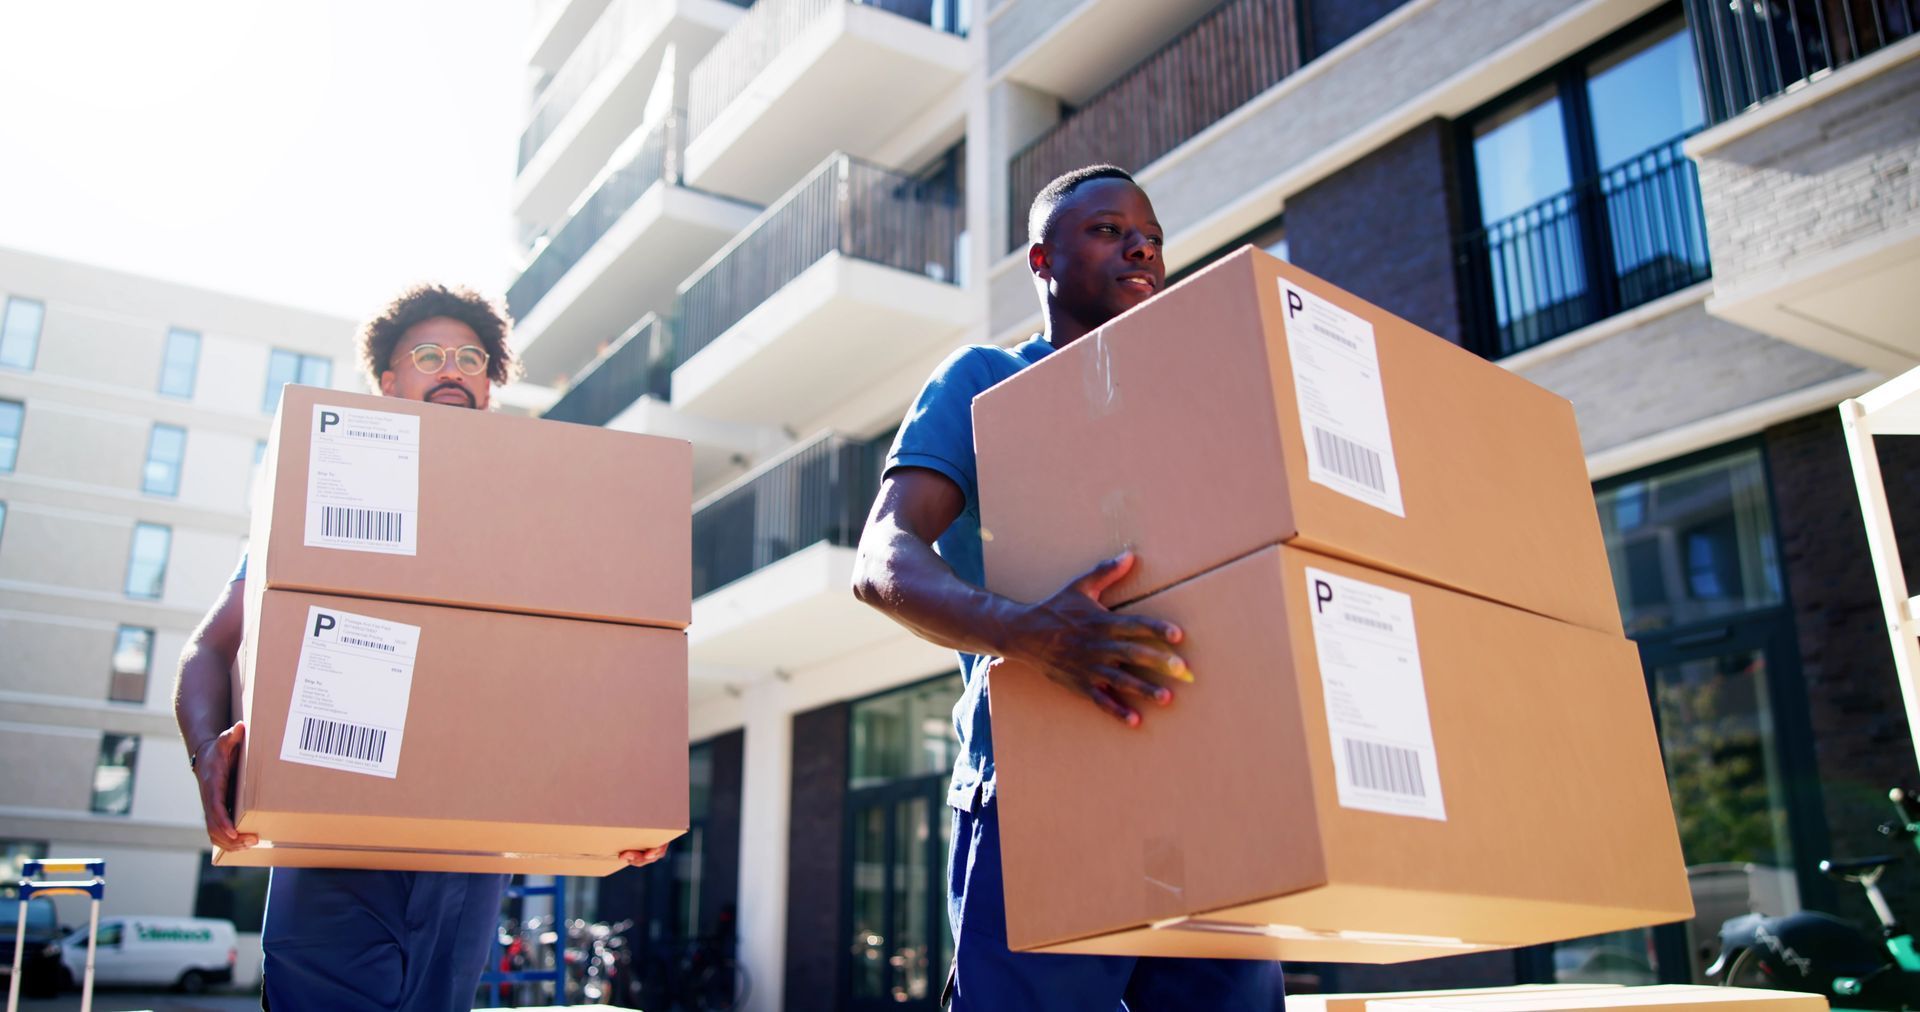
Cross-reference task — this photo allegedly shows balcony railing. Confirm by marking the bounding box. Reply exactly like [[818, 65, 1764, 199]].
[[508, 114, 684, 323], [675, 154, 963, 367], [1686, 0, 1917, 124], [542, 314, 674, 427], [518, 0, 752, 173], [691, 433, 878, 597], [1455, 135, 1713, 359], [1006, 0, 1304, 250], [687, 0, 966, 143]]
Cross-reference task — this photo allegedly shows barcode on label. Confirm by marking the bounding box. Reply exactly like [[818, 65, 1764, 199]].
[[1344, 738, 1426, 798], [1312, 427, 1386, 494], [320, 506, 404, 544], [299, 717, 387, 764]]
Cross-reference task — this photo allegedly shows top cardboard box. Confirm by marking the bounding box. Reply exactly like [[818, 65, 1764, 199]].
[[974, 246, 1622, 636], [252, 385, 691, 628]]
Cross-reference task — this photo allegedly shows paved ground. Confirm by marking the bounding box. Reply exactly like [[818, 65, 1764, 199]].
[[10, 989, 260, 1012]]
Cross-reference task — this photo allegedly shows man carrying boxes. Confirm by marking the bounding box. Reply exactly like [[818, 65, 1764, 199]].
[[174, 284, 684, 1011], [853, 166, 1289, 1009]]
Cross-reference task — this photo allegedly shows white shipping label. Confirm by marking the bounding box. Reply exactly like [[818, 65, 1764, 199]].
[[1305, 567, 1446, 821], [279, 606, 420, 779], [1279, 281, 1405, 517], [304, 404, 421, 556]]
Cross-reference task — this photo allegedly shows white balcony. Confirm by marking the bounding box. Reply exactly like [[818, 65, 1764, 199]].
[[681, 0, 969, 204], [669, 155, 974, 432], [514, 0, 747, 234], [508, 115, 760, 387], [988, 0, 1215, 104], [1687, 28, 1920, 372]]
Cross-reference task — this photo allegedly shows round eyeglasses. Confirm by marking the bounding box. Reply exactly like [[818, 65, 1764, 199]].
[[405, 344, 489, 377]]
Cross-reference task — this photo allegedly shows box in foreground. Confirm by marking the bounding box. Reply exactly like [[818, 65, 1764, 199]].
[[252, 384, 691, 628], [975, 246, 1620, 636], [991, 544, 1690, 961], [221, 588, 688, 875]]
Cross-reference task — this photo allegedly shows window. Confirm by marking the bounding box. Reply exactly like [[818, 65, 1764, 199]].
[[263, 350, 332, 413], [1458, 10, 1711, 357], [91, 734, 139, 815], [0, 502, 7, 545], [110, 626, 154, 704], [0, 297, 43, 371], [2, 841, 47, 884], [194, 860, 269, 933], [158, 328, 201, 398], [124, 523, 171, 599], [1595, 448, 1783, 635], [846, 673, 964, 1006], [142, 424, 186, 497], [0, 399, 21, 472]]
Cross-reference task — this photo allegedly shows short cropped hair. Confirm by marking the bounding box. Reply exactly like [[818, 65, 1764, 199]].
[[1027, 164, 1138, 246], [355, 283, 522, 389]]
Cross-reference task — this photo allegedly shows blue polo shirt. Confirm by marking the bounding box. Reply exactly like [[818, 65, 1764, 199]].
[[884, 336, 1055, 812]]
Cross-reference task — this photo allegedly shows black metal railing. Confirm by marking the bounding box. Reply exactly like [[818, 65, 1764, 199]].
[[691, 434, 878, 597], [508, 114, 683, 323], [1455, 134, 1713, 359], [541, 314, 674, 427], [674, 154, 963, 367], [1686, 0, 1917, 123], [1006, 0, 1304, 250], [687, 0, 965, 143]]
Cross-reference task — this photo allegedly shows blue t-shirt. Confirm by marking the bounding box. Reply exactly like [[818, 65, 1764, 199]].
[[884, 336, 1055, 812]]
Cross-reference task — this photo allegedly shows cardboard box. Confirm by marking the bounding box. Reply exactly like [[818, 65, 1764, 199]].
[[990, 544, 1690, 962], [251, 384, 691, 628], [1372, 986, 1826, 1012], [220, 588, 688, 876], [1288, 986, 1626, 1012], [974, 246, 1621, 636]]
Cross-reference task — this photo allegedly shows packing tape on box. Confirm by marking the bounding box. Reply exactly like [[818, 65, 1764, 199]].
[[1143, 836, 1186, 919]]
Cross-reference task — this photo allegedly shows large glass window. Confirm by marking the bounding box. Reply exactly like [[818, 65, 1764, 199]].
[[263, 349, 333, 413], [1460, 10, 1711, 357], [124, 523, 171, 599], [0, 399, 22, 472], [91, 735, 139, 815], [1596, 448, 1783, 635], [110, 626, 154, 704], [143, 424, 187, 497], [0, 297, 43, 371], [1567, 443, 1823, 986], [159, 328, 201, 398], [194, 861, 268, 933], [847, 672, 962, 1010], [1, 841, 48, 884]]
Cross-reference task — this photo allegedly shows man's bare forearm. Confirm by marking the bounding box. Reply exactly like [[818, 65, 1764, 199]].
[[853, 525, 1029, 659], [175, 582, 244, 756]]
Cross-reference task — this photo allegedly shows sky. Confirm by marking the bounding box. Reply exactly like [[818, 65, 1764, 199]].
[[0, 1, 534, 321]]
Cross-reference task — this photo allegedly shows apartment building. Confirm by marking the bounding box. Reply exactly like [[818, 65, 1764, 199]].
[[0, 246, 354, 982], [508, 1, 1920, 1008]]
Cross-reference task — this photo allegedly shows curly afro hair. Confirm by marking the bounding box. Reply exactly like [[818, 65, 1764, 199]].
[[355, 283, 522, 389]]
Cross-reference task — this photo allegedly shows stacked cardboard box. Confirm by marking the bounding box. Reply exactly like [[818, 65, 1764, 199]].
[[219, 385, 692, 875], [974, 247, 1692, 960]]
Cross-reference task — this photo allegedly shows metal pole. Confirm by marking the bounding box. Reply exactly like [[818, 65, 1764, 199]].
[[79, 896, 100, 1012], [5, 897, 26, 1012], [1840, 397, 1920, 777]]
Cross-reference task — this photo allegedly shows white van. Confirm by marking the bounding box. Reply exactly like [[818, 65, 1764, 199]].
[[58, 916, 237, 992]]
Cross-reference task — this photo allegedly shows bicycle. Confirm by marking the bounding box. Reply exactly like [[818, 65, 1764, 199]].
[[1708, 787, 1920, 1010]]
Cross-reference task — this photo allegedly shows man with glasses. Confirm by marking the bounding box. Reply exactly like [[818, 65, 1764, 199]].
[[172, 284, 669, 1011]]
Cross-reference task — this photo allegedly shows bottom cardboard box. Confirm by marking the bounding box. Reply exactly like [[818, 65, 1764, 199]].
[[992, 544, 1692, 961], [1373, 985, 1826, 1012], [226, 588, 689, 874]]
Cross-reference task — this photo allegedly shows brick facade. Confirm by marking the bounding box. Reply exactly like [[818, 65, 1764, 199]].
[[1764, 412, 1920, 924], [784, 701, 851, 1011], [1286, 119, 1467, 344], [1692, 53, 1920, 284]]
